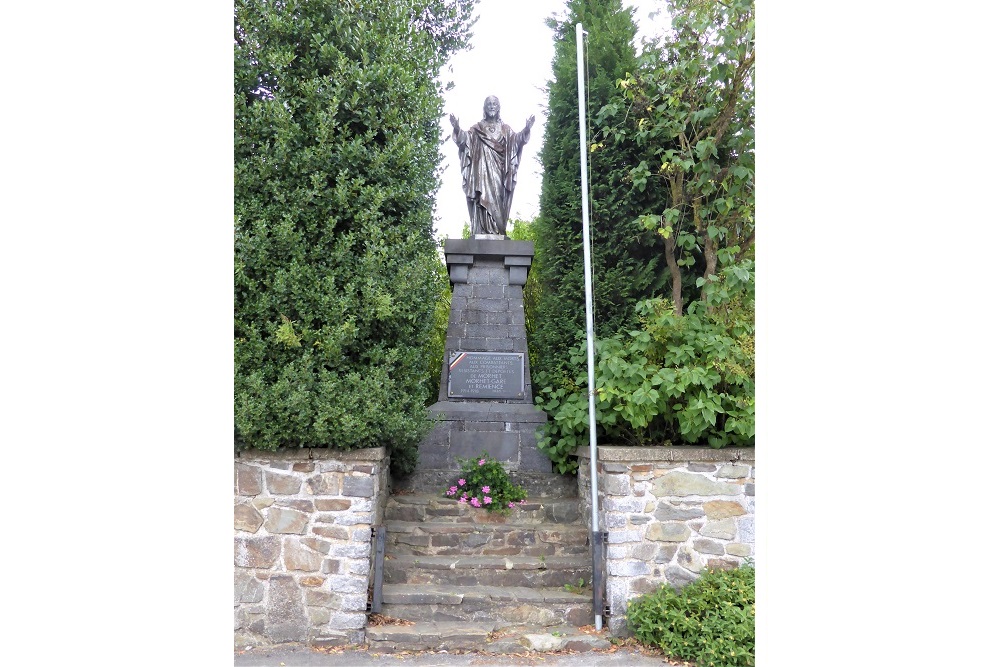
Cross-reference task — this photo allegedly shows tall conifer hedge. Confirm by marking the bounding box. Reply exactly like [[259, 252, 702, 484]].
[[532, 0, 665, 387]]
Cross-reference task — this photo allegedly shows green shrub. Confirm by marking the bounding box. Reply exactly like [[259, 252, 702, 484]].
[[532, 0, 755, 475], [535, 261, 754, 474], [234, 0, 475, 476], [627, 565, 755, 667], [443, 453, 527, 514]]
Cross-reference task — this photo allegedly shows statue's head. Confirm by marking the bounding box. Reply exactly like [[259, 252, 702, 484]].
[[483, 96, 500, 120]]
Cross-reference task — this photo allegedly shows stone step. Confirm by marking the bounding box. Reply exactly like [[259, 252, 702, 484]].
[[378, 584, 593, 627], [365, 621, 493, 653], [384, 520, 590, 557], [385, 494, 581, 525], [393, 470, 578, 497], [483, 624, 612, 654], [383, 554, 592, 588], [365, 621, 611, 654]]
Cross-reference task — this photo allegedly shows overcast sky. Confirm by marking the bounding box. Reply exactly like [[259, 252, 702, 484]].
[[433, 0, 665, 241]]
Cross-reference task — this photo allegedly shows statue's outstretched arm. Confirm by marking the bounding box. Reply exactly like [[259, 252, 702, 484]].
[[449, 114, 467, 146], [519, 114, 535, 143]]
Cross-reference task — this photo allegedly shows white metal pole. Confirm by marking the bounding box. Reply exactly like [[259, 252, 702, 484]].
[[576, 21, 602, 632]]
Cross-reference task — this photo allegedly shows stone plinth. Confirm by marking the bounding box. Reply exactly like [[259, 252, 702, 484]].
[[414, 239, 550, 481]]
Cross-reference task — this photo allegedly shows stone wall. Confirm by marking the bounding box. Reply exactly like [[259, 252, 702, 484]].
[[234, 447, 389, 648], [577, 446, 755, 635]]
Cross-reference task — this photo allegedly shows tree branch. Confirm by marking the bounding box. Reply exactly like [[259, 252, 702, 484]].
[[734, 229, 755, 262]]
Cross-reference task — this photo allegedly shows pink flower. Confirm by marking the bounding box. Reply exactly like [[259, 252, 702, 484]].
[[458, 497, 468, 504], [483, 496, 492, 504], [520, 499, 526, 505], [458, 479, 466, 486], [482, 486, 490, 494], [470, 498, 481, 507], [508, 502, 515, 509], [446, 487, 456, 496], [478, 459, 486, 466]]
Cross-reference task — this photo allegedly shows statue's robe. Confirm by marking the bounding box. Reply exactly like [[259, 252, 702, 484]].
[[454, 120, 530, 235]]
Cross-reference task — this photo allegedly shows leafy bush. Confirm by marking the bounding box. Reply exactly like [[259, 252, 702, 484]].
[[531, 0, 754, 475], [596, 0, 754, 320], [535, 261, 754, 474], [443, 453, 527, 514], [234, 0, 475, 476], [627, 565, 755, 667]]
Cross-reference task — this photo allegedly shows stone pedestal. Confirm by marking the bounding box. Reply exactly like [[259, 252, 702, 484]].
[[414, 239, 551, 477]]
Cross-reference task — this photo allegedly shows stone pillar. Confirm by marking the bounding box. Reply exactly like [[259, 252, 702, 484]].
[[234, 447, 389, 648], [414, 239, 551, 480], [576, 446, 755, 635]]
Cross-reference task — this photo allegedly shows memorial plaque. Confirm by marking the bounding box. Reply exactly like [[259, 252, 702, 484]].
[[447, 352, 524, 399]]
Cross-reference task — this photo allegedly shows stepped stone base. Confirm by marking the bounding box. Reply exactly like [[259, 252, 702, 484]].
[[415, 238, 551, 476], [419, 401, 551, 473]]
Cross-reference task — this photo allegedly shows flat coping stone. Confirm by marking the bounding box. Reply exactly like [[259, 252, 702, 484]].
[[236, 446, 387, 462], [444, 238, 534, 259], [575, 445, 754, 463]]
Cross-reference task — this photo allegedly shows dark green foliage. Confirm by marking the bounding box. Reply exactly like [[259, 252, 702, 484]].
[[597, 0, 754, 316], [532, 0, 754, 471], [532, 0, 665, 390], [627, 565, 755, 667], [234, 0, 474, 475], [425, 246, 452, 402], [507, 218, 541, 373], [537, 261, 753, 473]]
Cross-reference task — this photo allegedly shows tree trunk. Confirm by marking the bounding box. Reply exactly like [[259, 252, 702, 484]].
[[702, 233, 718, 314], [663, 234, 683, 316]]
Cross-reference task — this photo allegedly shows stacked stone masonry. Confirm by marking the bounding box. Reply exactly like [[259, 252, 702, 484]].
[[416, 239, 551, 475], [234, 447, 388, 648], [577, 446, 755, 635], [438, 239, 537, 402]]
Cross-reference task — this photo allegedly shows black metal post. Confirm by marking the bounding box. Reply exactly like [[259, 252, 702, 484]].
[[370, 525, 386, 613], [591, 529, 604, 627]]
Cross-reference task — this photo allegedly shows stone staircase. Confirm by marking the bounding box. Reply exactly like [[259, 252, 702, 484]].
[[365, 490, 609, 653]]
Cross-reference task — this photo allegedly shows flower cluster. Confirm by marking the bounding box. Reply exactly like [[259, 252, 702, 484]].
[[443, 452, 528, 514]]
